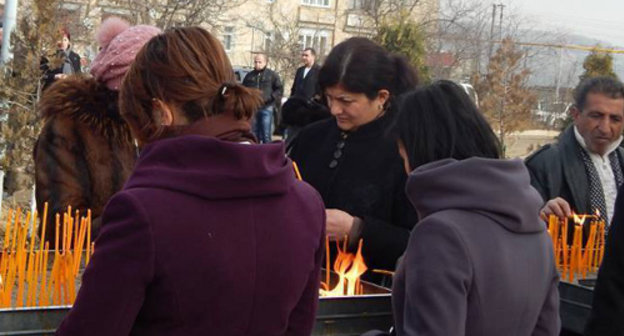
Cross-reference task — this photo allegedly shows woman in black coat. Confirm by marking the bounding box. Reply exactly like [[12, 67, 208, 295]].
[[289, 37, 419, 282], [41, 29, 81, 91]]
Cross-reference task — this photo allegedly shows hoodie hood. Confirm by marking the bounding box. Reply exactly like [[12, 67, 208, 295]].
[[406, 157, 544, 233], [126, 136, 295, 200]]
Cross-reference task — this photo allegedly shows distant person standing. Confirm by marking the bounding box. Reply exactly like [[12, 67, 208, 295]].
[[283, 48, 322, 144], [242, 53, 283, 143], [291, 48, 320, 100], [41, 29, 81, 91]]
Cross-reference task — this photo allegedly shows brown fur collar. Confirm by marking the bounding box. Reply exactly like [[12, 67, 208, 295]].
[[39, 76, 133, 144]]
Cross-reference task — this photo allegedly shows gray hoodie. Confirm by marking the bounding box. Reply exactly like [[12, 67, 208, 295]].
[[392, 157, 560, 336]]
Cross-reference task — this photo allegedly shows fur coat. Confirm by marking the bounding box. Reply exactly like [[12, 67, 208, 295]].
[[34, 76, 137, 245]]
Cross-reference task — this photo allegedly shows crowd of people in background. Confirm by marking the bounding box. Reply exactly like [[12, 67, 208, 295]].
[[30, 16, 624, 336]]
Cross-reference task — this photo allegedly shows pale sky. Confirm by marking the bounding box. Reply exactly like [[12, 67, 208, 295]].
[[515, 0, 624, 47]]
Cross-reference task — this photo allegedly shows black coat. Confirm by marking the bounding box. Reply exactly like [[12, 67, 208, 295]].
[[289, 116, 417, 281], [41, 50, 82, 91], [585, 184, 624, 335], [525, 125, 624, 215], [290, 64, 320, 99], [242, 67, 283, 108]]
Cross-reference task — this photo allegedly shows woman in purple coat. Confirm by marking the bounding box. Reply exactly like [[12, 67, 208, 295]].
[[56, 27, 326, 336], [388, 80, 560, 336]]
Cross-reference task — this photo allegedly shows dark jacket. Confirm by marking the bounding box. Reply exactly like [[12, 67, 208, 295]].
[[242, 67, 283, 109], [56, 137, 326, 336], [585, 183, 624, 335], [289, 116, 417, 281], [34, 76, 136, 244], [41, 50, 82, 90], [393, 158, 560, 336], [290, 64, 320, 99], [525, 125, 624, 215], [281, 96, 331, 128]]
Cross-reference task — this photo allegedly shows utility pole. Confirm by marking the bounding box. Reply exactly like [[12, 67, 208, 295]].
[[498, 3, 505, 40], [555, 48, 564, 103], [1, 0, 19, 65], [488, 4, 497, 63]]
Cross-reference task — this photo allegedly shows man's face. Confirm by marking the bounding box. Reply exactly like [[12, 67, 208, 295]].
[[301, 50, 315, 67], [572, 92, 624, 156], [253, 55, 266, 71]]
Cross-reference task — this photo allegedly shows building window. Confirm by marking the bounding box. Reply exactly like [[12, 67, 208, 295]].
[[350, 0, 375, 10], [301, 0, 330, 7], [222, 26, 234, 52], [264, 32, 273, 51], [298, 30, 329, 56]]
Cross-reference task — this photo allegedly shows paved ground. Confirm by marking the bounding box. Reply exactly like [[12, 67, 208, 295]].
[[505, 130, 560, 159]]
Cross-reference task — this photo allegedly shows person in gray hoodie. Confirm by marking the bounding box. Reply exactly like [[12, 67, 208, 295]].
[[385, 80, 560, 336]]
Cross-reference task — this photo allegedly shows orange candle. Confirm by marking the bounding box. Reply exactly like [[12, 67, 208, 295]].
[[583, 222, 597, 278], [40, 242, 50, 307], [54, 214, 60, 253], [39, 203, 48, 251], [562, 218, 569, 277], [325, 235, 330, 287], [292, 161, 303, 181], [553, 217, 560, 265], [548, 215, 556, 247], [11, 210, 21, 251], [598, 221, 606, 265], [86, 213, 92, 265]]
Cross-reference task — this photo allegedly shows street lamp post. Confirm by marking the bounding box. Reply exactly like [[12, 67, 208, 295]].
[[1, 0, 19, 65]]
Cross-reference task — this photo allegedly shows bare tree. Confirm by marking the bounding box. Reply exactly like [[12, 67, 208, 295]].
[[474, 38, 537, 156], [110, 0, 248, 28], [353, 0, 423, 31], [241, 0, 337, 91], [0, 0, 62, 193]]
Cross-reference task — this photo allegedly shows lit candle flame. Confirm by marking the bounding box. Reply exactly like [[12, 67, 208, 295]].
[[572, 213, 588, 226]]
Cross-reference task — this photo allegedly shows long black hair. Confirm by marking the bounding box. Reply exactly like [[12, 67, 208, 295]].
[[318, 37, 418, 116], [396, 80, 501, 169]]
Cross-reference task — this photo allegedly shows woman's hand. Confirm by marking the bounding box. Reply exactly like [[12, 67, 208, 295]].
[[326, 209, 354, 240]]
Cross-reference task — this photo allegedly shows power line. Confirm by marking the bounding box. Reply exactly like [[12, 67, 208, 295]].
[[504, 41, 624, 54]]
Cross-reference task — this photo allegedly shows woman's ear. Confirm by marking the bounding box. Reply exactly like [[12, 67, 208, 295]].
[[152, 99, 174, 126], [377, 89, 390, 106]]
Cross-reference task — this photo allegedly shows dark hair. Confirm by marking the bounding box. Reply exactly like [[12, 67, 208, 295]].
[[318, 37, 418, 114], [303, 47, 316, 57], [120, 27, 262, 144], [574, 76, 624, 111], [395, 80, 501, 169]]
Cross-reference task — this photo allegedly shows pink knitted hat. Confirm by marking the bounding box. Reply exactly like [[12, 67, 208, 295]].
[[90, 17, 161, 91]]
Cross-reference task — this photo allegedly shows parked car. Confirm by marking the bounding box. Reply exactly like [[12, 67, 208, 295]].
[[233, 66, 253, 83]]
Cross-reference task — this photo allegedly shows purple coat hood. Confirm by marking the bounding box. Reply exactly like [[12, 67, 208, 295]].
[[127, 135, 295, 199], [406, 157, 545, 234]]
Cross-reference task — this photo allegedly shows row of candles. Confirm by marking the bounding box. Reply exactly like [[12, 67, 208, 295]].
[[0, 204, 93, 308], [547, 214, 606, 283]]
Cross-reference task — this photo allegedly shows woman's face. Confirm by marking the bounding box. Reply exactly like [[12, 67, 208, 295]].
[[58, 35, 70, 50], [325, 84, 389, 131]]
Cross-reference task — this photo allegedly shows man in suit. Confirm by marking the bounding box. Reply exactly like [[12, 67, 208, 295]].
[[525, 76, 624, 225], [291, 48, 320, 99], [284, 48, 322, 144]]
